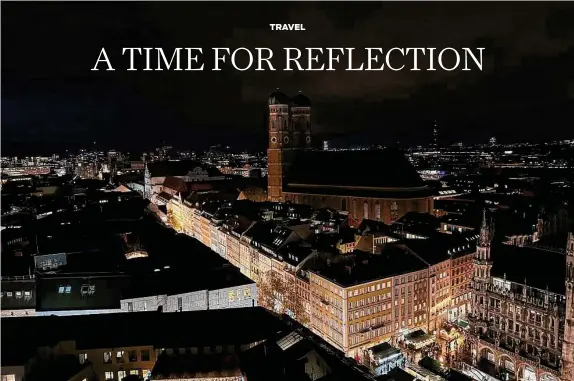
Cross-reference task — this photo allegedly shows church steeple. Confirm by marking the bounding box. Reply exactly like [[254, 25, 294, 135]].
[[475, 208, 493, 277], [267, 89, 290, 202], [479, 208, 493, 248]]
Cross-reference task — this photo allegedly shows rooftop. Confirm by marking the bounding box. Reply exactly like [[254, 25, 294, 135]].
[[491, 242, 567, 294], [286, 149, 425, 190], [402, 233, 477, 265], [1, 307, 288, 362], [310, 249, 427, 287], [121, 265, 254, 299], [152, 353, 241, 380]]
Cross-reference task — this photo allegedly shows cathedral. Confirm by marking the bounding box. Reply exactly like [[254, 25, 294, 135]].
[[266, 89, 434, 225]]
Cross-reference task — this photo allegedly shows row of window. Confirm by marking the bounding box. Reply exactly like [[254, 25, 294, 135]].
[[104, 369, 149, 381], [348, 293, 393, 310], [346, 281, 392, 297], [1, 290, 32, 298], [101, 349, 151, 364]]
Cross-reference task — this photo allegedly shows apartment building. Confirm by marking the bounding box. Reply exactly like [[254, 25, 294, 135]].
[[308, 248, 429, 360], [404, 233, 477, 331]]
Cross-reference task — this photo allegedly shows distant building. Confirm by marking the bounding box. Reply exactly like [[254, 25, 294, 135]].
[[432, 122, 439, 148], [324, 140, 330, 151], [144, 160, 225, 199]]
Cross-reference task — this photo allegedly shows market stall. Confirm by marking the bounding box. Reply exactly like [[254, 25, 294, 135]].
[[404, 329, 436, 350]]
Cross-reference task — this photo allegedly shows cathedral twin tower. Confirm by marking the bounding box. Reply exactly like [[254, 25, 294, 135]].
[[267, 89, 312, 202]]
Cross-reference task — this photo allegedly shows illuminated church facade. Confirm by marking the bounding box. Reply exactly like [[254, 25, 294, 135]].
[[266, 90, 433, 225]]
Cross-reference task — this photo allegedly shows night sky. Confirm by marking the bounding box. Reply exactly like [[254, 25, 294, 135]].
[[3, 2, 574, 155]]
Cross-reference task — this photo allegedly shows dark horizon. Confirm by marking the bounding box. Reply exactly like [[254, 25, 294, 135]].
[[3, 2, 574, 156]]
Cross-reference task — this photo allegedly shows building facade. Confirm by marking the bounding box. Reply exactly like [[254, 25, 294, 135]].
[[120, 284, 257, 313], [467, 217, 570, 381]]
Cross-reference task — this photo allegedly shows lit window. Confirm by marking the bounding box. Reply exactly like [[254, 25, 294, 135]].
[[105, 372, 114, 380], [117, 371, 126, 380], [116, 351, 125, 363], [65, 286, 71, 294], [15, 291, 22, 298], [58, 286, 65, 294]]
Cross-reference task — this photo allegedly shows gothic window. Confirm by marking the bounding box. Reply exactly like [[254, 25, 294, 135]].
[[375, 203, 381, 221], [284, 136, 289, 144], [306, 121, 310, 131], [363, 201, 369, 219], [341, 199, 347, 211], [390, 201, 399, 223], [284, 119, 288, 130], [352, 200, 357, 219]]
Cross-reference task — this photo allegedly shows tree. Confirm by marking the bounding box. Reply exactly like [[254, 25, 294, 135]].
[[283, 275, 309, 326], [258, 270, 285, 312], [258, 270, 309, 326]]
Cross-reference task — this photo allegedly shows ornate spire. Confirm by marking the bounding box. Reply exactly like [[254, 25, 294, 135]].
[[479, 208, 493, 247]]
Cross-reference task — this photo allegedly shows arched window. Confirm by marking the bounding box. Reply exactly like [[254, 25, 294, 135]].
[[375, 203, 381, 221], [363, 201, 369, 219], [390, 201, 399, 223]]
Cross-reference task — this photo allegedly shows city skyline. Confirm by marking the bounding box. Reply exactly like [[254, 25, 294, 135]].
[[3, 2, 574, 156]]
